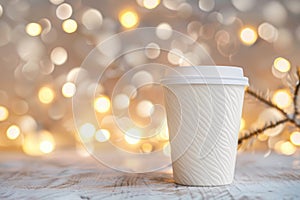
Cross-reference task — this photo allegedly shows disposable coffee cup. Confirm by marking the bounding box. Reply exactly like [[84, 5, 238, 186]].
[[161, 66, 248, 186]]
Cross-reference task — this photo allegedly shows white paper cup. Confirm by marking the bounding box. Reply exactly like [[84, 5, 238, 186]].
[[161, 66, 248, 186]]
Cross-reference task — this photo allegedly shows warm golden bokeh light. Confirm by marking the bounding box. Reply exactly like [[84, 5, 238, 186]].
[[143, 0, 160, 9], [62, 19, 78, 33], [273, 57, 291, 73], [272, 89, 292, 109], [94, 95, 111, 113], [25, 23, 42, 36], [39, 140, 55, 154], [62, 82, 76, 98], [125, 128, 141, 144], [141, 143, 153, 153], [258, 133, 268, 141], [22, 130, 55, 156], [95, 129, 110, 142], [240, 27, 258, 46], [290, 131, 300, 146], [280, 141, 296, 155], [0, 106, 9, 121], [240, 118, 245, 131], [6, 125, 21, 140], [119, 10, 139, 28], [38, 86, 55, 104]]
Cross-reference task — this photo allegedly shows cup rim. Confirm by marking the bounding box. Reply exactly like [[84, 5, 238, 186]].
[[161, 65, 249, 86]]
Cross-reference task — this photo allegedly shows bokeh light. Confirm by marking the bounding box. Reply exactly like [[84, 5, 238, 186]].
[[94, 95, 111, 113], [62, 19, 77, 33], [95, 129, 110, 142], [56, 3, 73, 20], [40, 140, 55, 154], [125, 128, 141, 144], [199, 0, 215, 12], [240, 118, 245, 131], [141, 143, 153, 153], [25, 23, 42, 36], [272, 89, 292, 109], [0, 106, 9, 121], [38, 86, 55, 104], [6, 125, 21, 140], [113, 94, 130, 110], [50, 47, 68, 65], [258, 22, 278, 43], [82, 9, 103, 30], [22, 130, 55, 156], [136, 100, 154, 118], [290, 131, 300, 146], [143, 0, 160, 9], [273, 57, 291, 73], [280, 141, 296, 156], [119, 10, 139, 28], [240, 27, 258, 46], [62, 82, 76, 98], [156, 23, 172, 40], [79, 123, 96, 142]]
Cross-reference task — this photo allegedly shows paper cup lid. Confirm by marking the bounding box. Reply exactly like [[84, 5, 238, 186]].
[[161, 66, 249, 86]]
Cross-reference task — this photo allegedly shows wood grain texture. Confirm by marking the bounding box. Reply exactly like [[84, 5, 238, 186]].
[[0, 151, 299, 199]]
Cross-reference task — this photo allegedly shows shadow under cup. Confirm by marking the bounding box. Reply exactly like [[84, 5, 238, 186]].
[[161, 66, 248, 186]]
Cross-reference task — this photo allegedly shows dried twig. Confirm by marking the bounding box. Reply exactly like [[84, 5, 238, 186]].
[[238, 118, 288, 145], [293, 68, 300, 118], [238, 70, 300, 145]]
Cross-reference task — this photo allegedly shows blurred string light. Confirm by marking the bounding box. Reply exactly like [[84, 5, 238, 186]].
[[6, 125, 20, 140], [156, 23, 172, 40], [0, 106, 9, 121], [272, 89, 292, 109], [50, 47, 68, 65], [62, 82, 76, 98], [0, 4, 3, 17], [198, 0, 215, 12], [113, 94, 130, 110], [79, 123, 96, 142], [143, 0, 160, 9], [136, 100, 154, 118], [49, 0, 64, 5], [81, 8, 103, 30], [125, 128, 141, 144], [240, 118, 245, 131], [257, 133, 268, 141], [95, 129, 110, 142], [280, 141, 296, 155], [290, 131, 300, 146], [240, 27, 257, 46], [94, 95, 111, 113], [25, 23, 42, 36], [145, 43, 161, 59], [258, 22, 278, 43], [119, 9, 139, 28], [273, 57, 291, 73], [38, 86, 55, 104], [141, 143, 153, 153], [22, 130, 55, 156], [62, 19, 77, 33], [56, 3, 73, 20], [40, 140, 55, 153]]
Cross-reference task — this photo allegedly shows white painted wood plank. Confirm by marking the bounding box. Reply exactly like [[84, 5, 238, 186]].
[[0, 151, 299, 199]]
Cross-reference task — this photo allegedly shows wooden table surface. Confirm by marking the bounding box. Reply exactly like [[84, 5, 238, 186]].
[[0, 150, 299, 200]]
